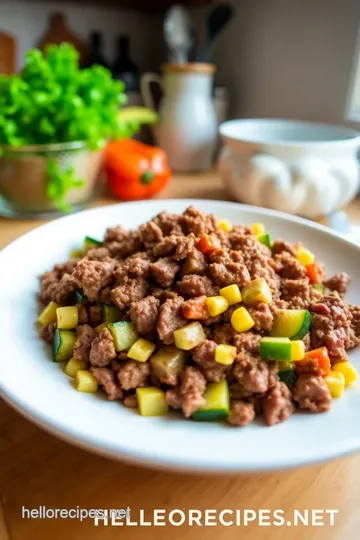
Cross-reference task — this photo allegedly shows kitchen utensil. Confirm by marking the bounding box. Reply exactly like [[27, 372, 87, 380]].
[[141, 63, 217, 171], [218, 119, 360, 219], [164, 5, 194, 64], [0, 32, 15, 74], [197, 3, 235, 63]]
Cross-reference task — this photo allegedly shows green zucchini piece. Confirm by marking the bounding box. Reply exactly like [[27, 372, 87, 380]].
[[83, 236, 102, 251], [69, 290, 84, 304], [270, 309, 311, 340], [192, 380, 230, 421], [312, 283, 325, 293], [278, 369, 297, 388], [260, 337, 292, 362], [102, 305, 121, 323], [256, 232, 272, 248], [52, 329, 76, 362], [108, 321, 138, 352]]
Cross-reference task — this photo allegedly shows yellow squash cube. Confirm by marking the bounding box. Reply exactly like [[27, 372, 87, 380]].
[[206, 296, 229, 317], [75, 370, 98, 393], [38, 301, 59, 326], [295, 245, 315, 266], [95, 322, 108, 334], [136, 387, 169, 417], [64, 357, 87, 378], [325, 372, 345, 398], [173, 322, 206, 350], [219, 284, 242, 305], [127, 338, 156, 363], [291, 340, 305, 361], [215, 344, 237, 366], [56, 306, 79, 330], [218, 218, 233, 232], [332, 362, 357, 387], [250, 222, 265, 235], [241, 278, 272, 305], [231, 307, 255, 333]]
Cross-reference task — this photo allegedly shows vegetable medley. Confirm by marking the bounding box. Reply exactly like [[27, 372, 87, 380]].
[[37, 207, 360, 426]]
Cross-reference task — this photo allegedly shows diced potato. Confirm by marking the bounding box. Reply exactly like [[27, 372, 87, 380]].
[[173, 322, 206, 351], [219, 284, 242, 305], [290, 340, 305, 361], [325, 372, 345, 398], [250, 222, 265, 235], [75, 370, 98, 393], [231, 307, 255, 333], [241, 278, 272, 305], [295, 245, 315, 266], [38, 301, 59, 326], [332, 362, 357, 387], [150, 346, 186, 382], [64, 357, 87, 378], [206, 296, 229, 317], [127, 338, 156, 363], [108, 321, 138, 352], [218, 218, 233, 232], [95, 322, 108, 334], [136, 387, 169, 416], [215, 344, 237, 366], [56, 306, 79, 330]]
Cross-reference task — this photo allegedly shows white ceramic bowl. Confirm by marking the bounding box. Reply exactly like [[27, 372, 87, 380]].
[[1, 199, 360, 473], [218, 119, 360, 219]]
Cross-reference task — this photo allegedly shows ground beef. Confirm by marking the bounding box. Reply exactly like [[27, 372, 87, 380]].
[[92, 367, 123, 400], [174, 235, 196, 260], [139, 221, 163, 249], [111, 278, 148, 310], [232, 357, 278, 396], [123, 394, 138, 408], [350, 304, 360, 338], [180, 366, 206, 417], [165, 387, 182, 410], [157, 296, 186, 344], [73, 324, 97, 363], [89, 305, 102, 327], [271, 239, 297, 256], [76, 302, 89, 325], [273, 252, 307, 279], [130, 296, 160, 334], [178, 275, 218, 297], [150, 257, 180, 287], [211, 323, 234, 345], [53, 259, 79, 275], [104, 227, 142, 258], [193, 340, 229, 382], [89, 328, 117, 367], [72, 259, 115, 302], [228, 401, 255, 426], [281, 278, 313, 309], [181, 248, 207, 275], [233, 333, 261, 356], [263, 382, 295, 426], [39, 323, 56, 343], [324, 272, 351, 295], [293, 374, 332, 413], [117, 360, 150, 390], [153, 211, 183, 236], [247, 303, 274, 331], [86, 247, 111, 261], [115, 256, 151, 283], [40, 271, 77, 305], [209, 261, 250, 288]]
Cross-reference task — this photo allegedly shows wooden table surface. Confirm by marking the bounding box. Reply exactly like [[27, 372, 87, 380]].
[[1, 171, 360, 540]]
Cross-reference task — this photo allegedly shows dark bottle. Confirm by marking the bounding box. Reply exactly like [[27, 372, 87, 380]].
[[86, 31, 109, 69], [112, 35, 139, 92]]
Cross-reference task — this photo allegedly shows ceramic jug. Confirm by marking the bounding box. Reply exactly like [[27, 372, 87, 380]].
[[141, 63, 217, 172]]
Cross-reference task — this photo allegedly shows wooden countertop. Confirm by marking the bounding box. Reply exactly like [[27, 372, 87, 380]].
[[1, 171, 360, 540]]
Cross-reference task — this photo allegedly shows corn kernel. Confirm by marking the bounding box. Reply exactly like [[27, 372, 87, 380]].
[[295, 245, 315, 266], [219, 284, 242, 305], [127, 338, 156, 363], [231, 307, 255, 333], [64, 357, 87, 378], [215, 344, 237, 366], [325, 372, 345, 398], [250, 222, 265, 235], [206, 296, 229, 317], [332, 362, 357, 387], [218, 218, 233, 232], [38, 301, 59, 326], [291, 340, 305, 361], [95, 322, 108, 333], [75, 370, 98, 393]]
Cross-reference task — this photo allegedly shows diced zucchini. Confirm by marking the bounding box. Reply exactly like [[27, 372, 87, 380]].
[[108, 321, 138, 352], [312, 283, 325, 294], [83, 236, 102, 251], [136, 387, 169, 416], [173, 322, 206, 351], [102, 305, 121, 323], [95, 322, 108, 334], [278, 361, 295, 372], [206, 296, 229, 317], [291, 340, 305, 361], [219, 284, 242, 305], [260, 337, 292, 362], [73, 291, 84, 304], [257, 232, 272, 248], [38, 301, 59, 326], [52, 329, 76, 362], [231, 306, 255, 332], [241, 278, 272, 305], [278, 369, 297, 388], [270, 309, 311, 340], [56, 306, 79, 330], [75, 370, 98, 393], [127, 338, 156, 362], [64, 357, 87, 378], [69, 249, 83, 259], [192, 380, 230, 421], [215, 344, 237, 366]]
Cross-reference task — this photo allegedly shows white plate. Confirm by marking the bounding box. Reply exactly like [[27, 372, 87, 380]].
[[1, 199, 360, 473]]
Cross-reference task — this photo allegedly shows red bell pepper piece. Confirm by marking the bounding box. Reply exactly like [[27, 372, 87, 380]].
[[306, 262, 325, 284], [197, 234, 221, 255]]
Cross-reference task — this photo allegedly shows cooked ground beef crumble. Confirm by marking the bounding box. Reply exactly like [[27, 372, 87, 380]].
[[38, 206, 360, 427]]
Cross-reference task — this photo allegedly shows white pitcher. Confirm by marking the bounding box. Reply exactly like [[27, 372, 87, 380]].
[[141, 63, 217, 172]]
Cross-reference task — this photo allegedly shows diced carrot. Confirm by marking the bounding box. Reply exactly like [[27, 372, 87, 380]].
[[197, 234, 221, 255], [182, 297, 209, 320], [305, 262, 325, 284], [304, 347, 331, 376]]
